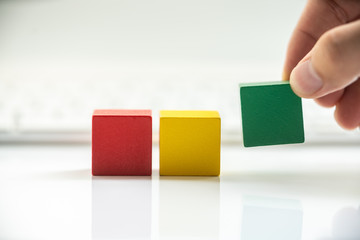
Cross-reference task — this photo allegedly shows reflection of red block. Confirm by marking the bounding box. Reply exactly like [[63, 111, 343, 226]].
[[92, 109, 152, 176]]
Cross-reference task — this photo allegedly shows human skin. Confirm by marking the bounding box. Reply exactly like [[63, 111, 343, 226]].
[[283, 0, 360, 130]]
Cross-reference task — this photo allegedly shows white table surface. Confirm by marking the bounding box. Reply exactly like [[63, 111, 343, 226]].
[[0, 142, 359, 240]]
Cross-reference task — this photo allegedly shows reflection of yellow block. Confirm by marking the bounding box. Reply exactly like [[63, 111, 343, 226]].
[[159, 110, 221, 176]]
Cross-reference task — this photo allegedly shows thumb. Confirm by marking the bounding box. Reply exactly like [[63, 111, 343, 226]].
[[289, 19, 360, 99]]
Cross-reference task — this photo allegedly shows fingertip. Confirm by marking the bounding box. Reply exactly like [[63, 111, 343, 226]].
[[333, 80, 360, 130], [334, 107, 357, 130], [290, 60, 323, 98], [334, 104, 360, 130]]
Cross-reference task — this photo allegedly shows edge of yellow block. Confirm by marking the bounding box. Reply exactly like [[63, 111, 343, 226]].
[[160, 110, 220, 118]]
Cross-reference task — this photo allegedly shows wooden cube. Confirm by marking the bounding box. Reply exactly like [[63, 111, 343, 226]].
[[239, 81, 304, 147], [159, 110, 221, 176], [92, 109, 152, 176]]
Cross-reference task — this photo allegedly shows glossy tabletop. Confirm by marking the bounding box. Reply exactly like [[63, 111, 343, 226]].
[[0, 141, 359, 240]]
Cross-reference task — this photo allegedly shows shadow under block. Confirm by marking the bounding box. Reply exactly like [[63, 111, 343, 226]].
[[159, 110, 221, 176], [239, 81, 304, 147], [92, 109, 152, 176]]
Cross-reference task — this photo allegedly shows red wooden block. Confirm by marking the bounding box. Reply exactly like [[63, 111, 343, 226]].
[[92, 109, 152, 176]]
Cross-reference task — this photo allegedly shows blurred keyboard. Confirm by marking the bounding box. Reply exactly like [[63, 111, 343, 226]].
[[0, 63, 358, 144]]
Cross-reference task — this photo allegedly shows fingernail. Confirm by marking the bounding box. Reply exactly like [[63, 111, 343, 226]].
[[282, 71, 289, 81], [290, 60, 323, 97]]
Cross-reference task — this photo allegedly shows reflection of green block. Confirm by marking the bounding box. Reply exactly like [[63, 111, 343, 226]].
[[239, 81, 304, 147], [241, 195, 303, 240]]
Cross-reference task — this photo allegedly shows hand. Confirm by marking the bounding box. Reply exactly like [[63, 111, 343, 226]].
[[283, 0, 360, 130]]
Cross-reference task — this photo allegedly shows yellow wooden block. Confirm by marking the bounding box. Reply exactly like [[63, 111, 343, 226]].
[[159, 110, 221, 176]]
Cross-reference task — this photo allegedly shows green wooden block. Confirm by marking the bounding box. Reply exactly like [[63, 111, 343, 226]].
[[239, 81, 304, 147]]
